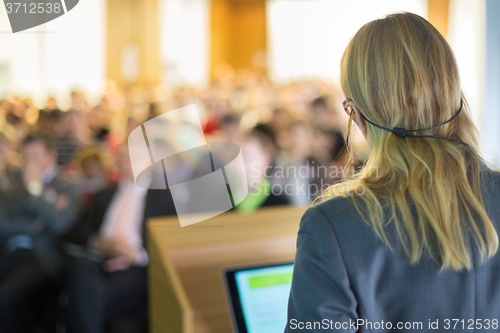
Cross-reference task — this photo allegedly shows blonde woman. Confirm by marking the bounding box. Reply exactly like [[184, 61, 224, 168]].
[[286, 12, 500, 332]]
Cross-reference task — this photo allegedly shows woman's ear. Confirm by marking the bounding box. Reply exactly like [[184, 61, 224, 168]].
[[343, 105, 351, 117], [351, 104, 368, 138]]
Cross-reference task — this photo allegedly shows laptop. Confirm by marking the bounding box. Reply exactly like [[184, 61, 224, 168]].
[[223, 262, 294, 333]]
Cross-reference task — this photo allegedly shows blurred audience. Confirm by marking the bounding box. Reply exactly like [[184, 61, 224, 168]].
[[274, 120, 318, 206], [0, 133, 80, 333], [64, 148, 176, 333], [73, 144, 115, 208], [54, 109, 90, 166], [0, 74, 365, 332], [237, 124, 290, 213], [0, 133, 17, 181]]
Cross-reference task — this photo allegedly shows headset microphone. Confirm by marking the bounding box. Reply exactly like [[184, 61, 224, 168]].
[[346, 100, 469, 147]]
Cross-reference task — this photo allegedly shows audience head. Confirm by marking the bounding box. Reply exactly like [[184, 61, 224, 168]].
[[319, 130, 347, 165], [310, 97, 327, 113], [74, 145, 112, 192], [270, 107, 292, 133], [70, 90, 87, 111], [219, 114, 241, 142], [309, 97, 336, 131], [241, 124, 277, 188], [288, 120, 314, 161], [38, 109, 62, 133], [44, 96, 59, 112], [22, 133, 58, 173]]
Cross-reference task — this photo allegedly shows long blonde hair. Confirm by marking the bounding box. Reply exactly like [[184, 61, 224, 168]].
[[320, 12, 498, 271]]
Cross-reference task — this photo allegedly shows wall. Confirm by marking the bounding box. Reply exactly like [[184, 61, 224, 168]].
[[481, 0, 500, 167], [107, 0, 160, 87], [160, 0, 210, 86], [0, 0, 105, 107], [447, 0, 486, 128], [210, 0, 267, 79], [266, 0, 428, 83]]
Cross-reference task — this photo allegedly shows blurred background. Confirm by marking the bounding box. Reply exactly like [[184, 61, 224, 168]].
[[0, 0, 499, 167]]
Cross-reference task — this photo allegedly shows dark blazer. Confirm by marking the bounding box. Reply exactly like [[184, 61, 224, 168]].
[[286, 168, 500, 332], [0, 170, 81, 274], [0, 171, 81, 239], [66, 185, 177, 246]]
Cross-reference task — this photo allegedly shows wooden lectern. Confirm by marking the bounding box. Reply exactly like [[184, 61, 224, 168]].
[[147, 206, 307, 333]]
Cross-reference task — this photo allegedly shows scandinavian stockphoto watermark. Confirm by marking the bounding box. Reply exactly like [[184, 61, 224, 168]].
[[247, 161, 378, 198], [127, 105, 249, 227], [3, 0, 79, 33]]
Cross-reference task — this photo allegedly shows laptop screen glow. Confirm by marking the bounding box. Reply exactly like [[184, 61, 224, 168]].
[[234, 264, 294, 333]]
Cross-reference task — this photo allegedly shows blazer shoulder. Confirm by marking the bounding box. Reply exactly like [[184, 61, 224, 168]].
[[482, 168, 500, 183], [312, 195, 359, 221], [480, 169, 500, 199], [299, 196, 360, 235]]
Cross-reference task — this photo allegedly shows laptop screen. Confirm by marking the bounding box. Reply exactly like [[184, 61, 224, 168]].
[[225, 263, 294, 333]]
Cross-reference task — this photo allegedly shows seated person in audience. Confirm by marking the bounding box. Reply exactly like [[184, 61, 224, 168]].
[[0, 133, 17, 182], [310, 130, 349, 198], [309, 96, 341, 132], [236, 124, 290, 213], [64, 146, 176, 333], [74, 144, 115, 208], [274, 120, 319, 206], [269, 107, 292, 137], [0, 133, 81, 333], [208, 113, 241, 143], [64, 144, 116, 246], [55, 110, 89, 167]]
